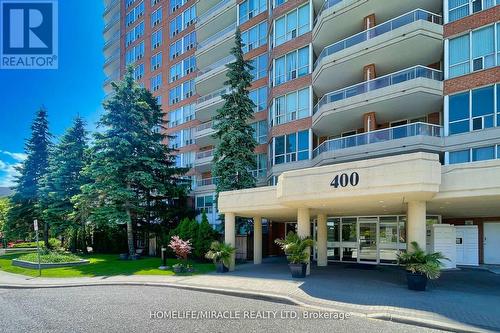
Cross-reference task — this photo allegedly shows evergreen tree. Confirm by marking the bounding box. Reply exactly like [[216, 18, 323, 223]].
[[6, 108, 51, 245], [41, 117, 88, 251], [193, 211, 218, 259], [212, 28, 258, 199], [79, 68, 189, 257]]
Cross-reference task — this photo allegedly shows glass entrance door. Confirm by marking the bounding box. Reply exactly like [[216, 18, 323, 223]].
[[358, 218, 378, 263]]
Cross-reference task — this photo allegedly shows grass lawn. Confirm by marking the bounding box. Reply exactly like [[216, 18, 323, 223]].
[[0, 253, 215, 278]]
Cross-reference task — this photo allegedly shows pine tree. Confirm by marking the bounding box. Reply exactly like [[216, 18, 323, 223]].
[[79, 67, 189, 257], [6, 108, 51, 245], [194, 211, 218, 259], [41, 117, 88, 251], [212, 28, 258, 200]]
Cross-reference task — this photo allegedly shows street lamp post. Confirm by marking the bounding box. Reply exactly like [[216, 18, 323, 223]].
[[34, 219, 41, 277]]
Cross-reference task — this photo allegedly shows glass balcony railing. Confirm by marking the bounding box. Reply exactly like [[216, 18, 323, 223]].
[[103, 14, 120, 33], [197, 23, 236, 51], [196, 121, 215, 132], [315, 0, 343, 25], [104, 53, 119, 66], [103, 0, 119, 16], [196, 149, 214, 160], [197, 87, 230, 105], [251, 168, 267, 179], [313, 66, 443, 115], [198, 55, 235, 77], [196, 177, 219, 187], [314, 9, 442, 70], [313, 122, 443, 158], [197, 0, 233, 25], [103, 32, 120, 50]]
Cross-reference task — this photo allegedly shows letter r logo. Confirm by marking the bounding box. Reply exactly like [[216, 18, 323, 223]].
[[2, 1, 53, 54]]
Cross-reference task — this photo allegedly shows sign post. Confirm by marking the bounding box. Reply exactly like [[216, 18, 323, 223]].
[[34, 220, 41, 277]]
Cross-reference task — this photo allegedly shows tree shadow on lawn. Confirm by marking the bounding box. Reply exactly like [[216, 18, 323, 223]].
[[0, 253, 215, 278]]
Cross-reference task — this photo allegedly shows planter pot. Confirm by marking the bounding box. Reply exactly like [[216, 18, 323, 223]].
[[173, 265, 184, 274], [289, 263, 307, 278], [119, 253, 129, 260], [215, 262, 229, 273], [406, 271, 428, 291]]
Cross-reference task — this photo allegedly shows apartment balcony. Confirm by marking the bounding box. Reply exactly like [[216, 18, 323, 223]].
[[103, 31, 120, 57], [196, 23, 236, 70], [103, 52, 120, 73], [196, 55, 235, 96], [313, 0, 442, 49], [195, 121, 218, 147], [313, 122, 443, 166], [103, 13, 120, 36], [312, 66, 443, 135], [196, 0, 237, 43], [195, 149, 215, 172], [103, 0, 119, 18], [194, 177, 218, 193], [195, 87, 229, 122], [313, 9, 443, 95]]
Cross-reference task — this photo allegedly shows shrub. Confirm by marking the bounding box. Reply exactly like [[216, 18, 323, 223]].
[[193, 211, 219, 259], [275, 232, 314, 264], [18, 250, 82, 263], [397, 241, 448, 279], [205, 241, 236, 267], [9, 238, 62, 249], [168, 236, 192, 261]]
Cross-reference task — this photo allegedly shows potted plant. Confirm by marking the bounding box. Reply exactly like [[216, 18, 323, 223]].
[[172, 263, 185, 273], [275, 232, 314, 278], [397, 241, 448, 291], [205, 241, 236, 273]]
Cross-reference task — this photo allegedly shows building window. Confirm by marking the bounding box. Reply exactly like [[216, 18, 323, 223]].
[[447, 0, 499, 23], [125, 1, 144, 27], [249, 54, 267, 81], [196, 194, 215, 214], [448, 84, 497, 135], [170, 15, 182, 37], [169, 85, 182, 105], [183, 80, 195, 99], [253, 153, 267, 178], [151, 52, 162, 71], [175, 151, 194, 168], [249, 86, 267, 112], [273, 45, 310, 86], [151, 29, 162, 50], [274, 3, 310, 47], [125, 21, 144, 47], [448, 24, 498, 78], [241, 21, 267, 53], [273, 130, 310, 165], [133, 63, 144, 80], [238, 0, 267, 25], [273, 0, 287, 9], [169, 40, 182, 59], [272, 87, 310, 126], [125, 41, 144, 65], [150, 73, 162, 92], [169, 62, 182, 82], [183, 6, 196, 29], [251, 120, 268, 144], [151, 7, 162, 27], [183, 56, 196, 76], [170, 0, 186, 13], [183, 31, 196, 52], [448, 145, 500, 164]]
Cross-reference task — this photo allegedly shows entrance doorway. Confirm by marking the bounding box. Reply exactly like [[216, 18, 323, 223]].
[[358, 218, 378, 263], [484, 222, 500, 264]]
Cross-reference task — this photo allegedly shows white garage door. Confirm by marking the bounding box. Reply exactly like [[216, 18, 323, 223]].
[[484, 223, 500, 265]]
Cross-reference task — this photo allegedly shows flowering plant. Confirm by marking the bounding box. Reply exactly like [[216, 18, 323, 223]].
[[168, 236, 192, 261]]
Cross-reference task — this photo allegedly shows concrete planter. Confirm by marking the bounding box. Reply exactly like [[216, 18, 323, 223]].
[[289, 263, 307, 278], [12, 259, 90, 269], [406, 271, 428, 291]]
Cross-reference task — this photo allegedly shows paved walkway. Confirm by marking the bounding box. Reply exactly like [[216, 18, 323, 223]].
[[1, 258, 498, 332]]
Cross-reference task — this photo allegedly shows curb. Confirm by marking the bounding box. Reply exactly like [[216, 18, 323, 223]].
[[0, 281, 488, 333]]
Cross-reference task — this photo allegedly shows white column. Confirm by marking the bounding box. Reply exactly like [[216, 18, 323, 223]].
[[253, 216, 262, 264], [407, 201, 427, 253], [297, 207, 311, 275], [317, 214, 328, 267], [224, 212, 236, 271]]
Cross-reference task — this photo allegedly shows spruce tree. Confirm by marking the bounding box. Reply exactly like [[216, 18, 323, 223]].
[[6, 108, 51, 245], [41, 117, 88, 251], [79, 68, 189, 257], [212, 28, 258, 199]]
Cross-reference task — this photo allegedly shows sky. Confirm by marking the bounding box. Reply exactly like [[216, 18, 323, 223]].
[[0, 1, 105, 187]]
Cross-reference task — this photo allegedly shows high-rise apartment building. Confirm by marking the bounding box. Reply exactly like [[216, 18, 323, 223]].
[[104, 0, 500, 266]]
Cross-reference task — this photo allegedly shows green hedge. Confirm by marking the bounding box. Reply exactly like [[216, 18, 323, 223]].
[[18, 251, 82, 263], [11, 238, 62, 249]]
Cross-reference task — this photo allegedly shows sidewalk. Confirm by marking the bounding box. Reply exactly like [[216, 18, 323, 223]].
[[1, 258, 498, 333]]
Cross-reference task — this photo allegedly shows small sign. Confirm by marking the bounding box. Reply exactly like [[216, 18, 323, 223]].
[[33, 219, 38, 231]]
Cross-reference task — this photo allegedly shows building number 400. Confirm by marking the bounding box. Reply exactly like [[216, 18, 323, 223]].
[[330, 172, 359, 188]]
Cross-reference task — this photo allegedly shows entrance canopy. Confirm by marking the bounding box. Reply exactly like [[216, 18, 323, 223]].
[[218, 152, 500, 220]]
